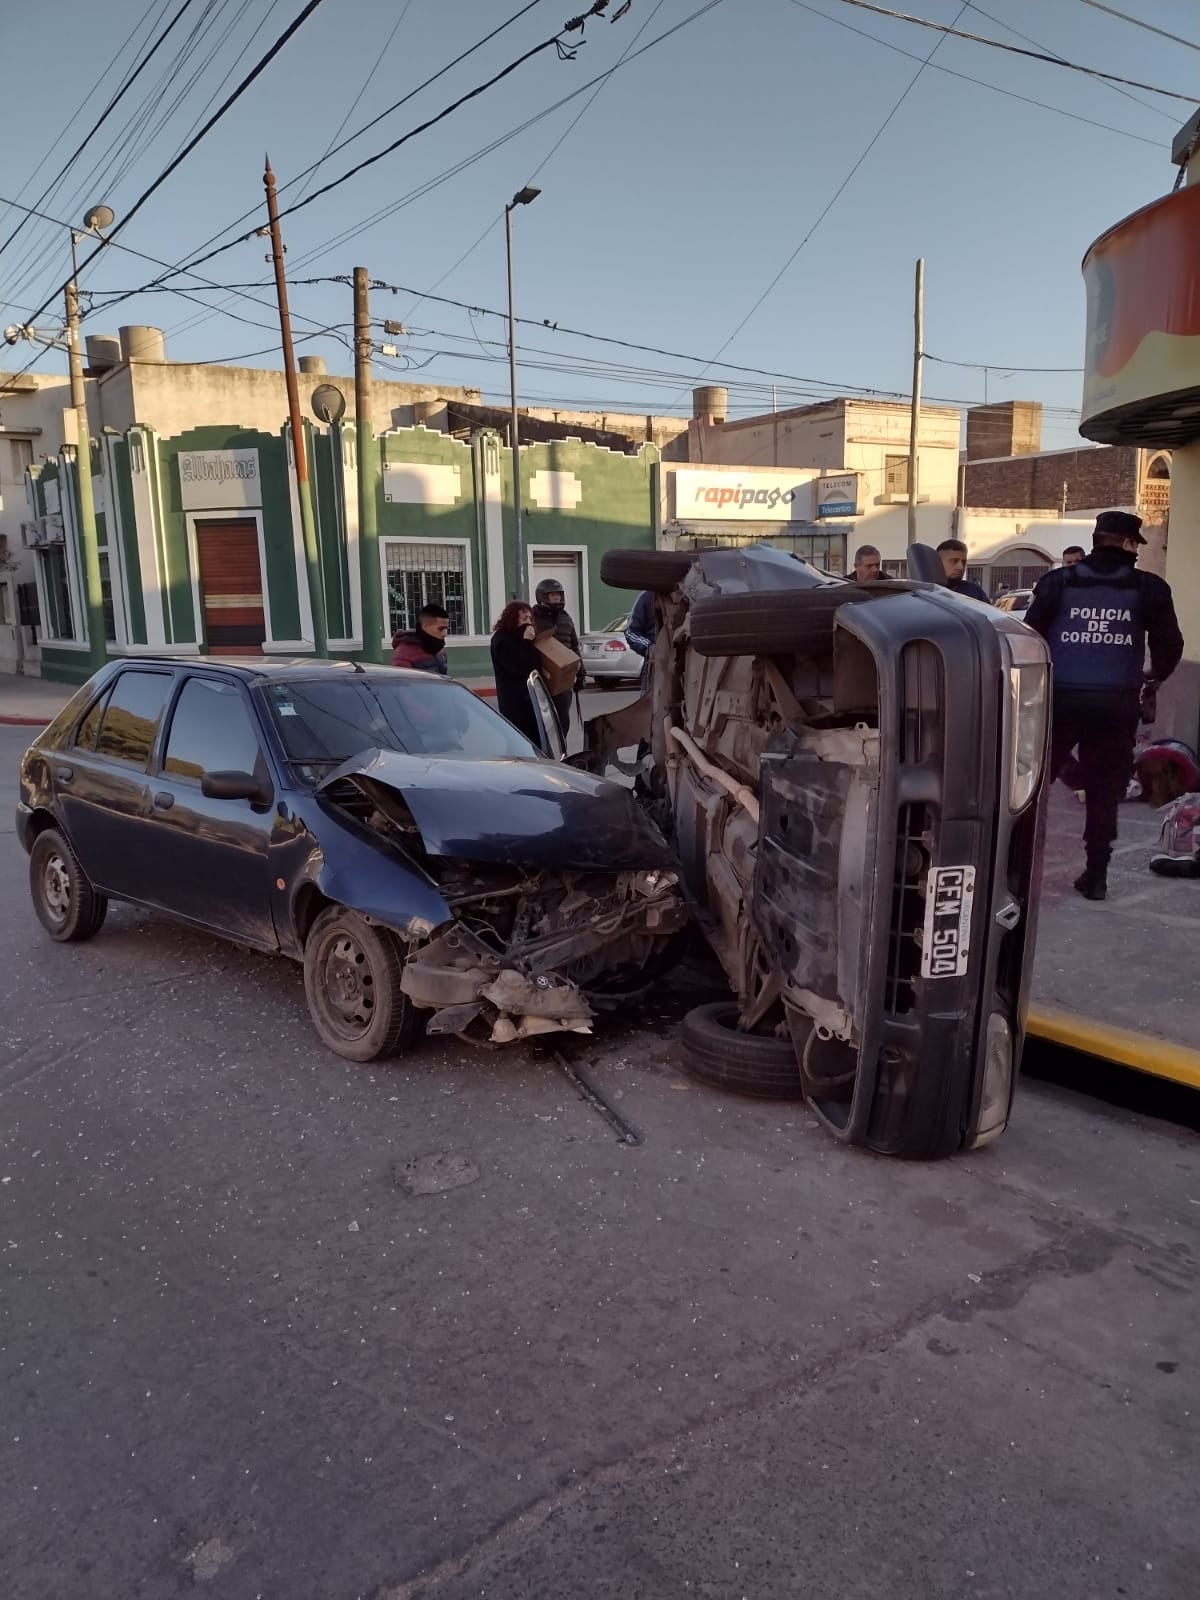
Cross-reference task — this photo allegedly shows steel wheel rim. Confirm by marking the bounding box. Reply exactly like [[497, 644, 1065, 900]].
[[320, 931, 377, 1039], [42, 852, 71, 925]]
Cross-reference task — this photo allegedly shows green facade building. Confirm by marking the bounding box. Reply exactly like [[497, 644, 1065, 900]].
[[25, 419, 660, 685]]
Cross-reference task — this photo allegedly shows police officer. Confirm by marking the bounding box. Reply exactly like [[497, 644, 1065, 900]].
[[1025, 510, 1183, 901]]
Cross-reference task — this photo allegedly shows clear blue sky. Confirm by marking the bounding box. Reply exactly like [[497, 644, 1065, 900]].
[[1, 0, 1194, 449]]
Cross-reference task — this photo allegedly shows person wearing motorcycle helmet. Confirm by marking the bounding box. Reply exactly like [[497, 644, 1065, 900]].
[[531, 577, 585, 736]]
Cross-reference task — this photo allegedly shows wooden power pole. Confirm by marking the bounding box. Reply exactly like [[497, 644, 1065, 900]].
[[353, 266, 382, 657], [264, 157, 326, 654]]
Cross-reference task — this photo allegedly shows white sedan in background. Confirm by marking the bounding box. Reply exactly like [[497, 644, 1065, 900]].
[[579, 615, 644, 684]]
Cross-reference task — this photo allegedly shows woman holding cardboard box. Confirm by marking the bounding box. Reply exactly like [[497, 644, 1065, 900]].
[[490, 602, 543, 744]]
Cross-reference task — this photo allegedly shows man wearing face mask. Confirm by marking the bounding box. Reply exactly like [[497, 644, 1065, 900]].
[[532, 578, 585, 735], [391, 603, 450, 674], [1025, 510, 1183, 901]]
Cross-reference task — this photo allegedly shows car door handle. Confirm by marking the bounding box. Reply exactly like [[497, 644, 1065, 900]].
[[152, 791, 175, 811], [56, 766, 73, 783]]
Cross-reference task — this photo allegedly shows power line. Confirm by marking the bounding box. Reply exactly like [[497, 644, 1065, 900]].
[[89, 0, 723, 336], [926, 353, 1084, 374], [827, 0, 1200, 101], [291, 0, 416, 204], [786, 1, 1164, 144], [13, 0, 331, 340], [406, 0, 672, 317], [0, 0, 170, 254], [671, 0, 968, 398], [263, 1, 622, 232], [966, 1, 1177, 124], [1077, 0, 1200, 54]]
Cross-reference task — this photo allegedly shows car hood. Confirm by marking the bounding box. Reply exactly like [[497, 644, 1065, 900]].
[[318, 748, 675, 872]]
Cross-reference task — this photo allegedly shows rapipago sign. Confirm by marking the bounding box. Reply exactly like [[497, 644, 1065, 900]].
[[672, 468, 814, 523], [816, 473, 861, 518]]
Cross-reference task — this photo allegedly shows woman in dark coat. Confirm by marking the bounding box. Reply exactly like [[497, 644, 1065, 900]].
[[490, 600, 542, 744]]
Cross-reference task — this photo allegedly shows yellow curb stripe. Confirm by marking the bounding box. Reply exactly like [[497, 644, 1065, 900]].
[[1027, 1005, 1200, 1090]]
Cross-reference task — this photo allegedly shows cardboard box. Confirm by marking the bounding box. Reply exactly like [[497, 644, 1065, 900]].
[[534, 632, 580, 698]]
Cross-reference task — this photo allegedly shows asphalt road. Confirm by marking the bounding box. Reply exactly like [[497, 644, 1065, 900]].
[[1, 723, 1197, 1600]]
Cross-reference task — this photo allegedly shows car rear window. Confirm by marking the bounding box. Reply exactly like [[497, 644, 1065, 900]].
[[263, 676, 538, 772], [94, 670, 173, 768]]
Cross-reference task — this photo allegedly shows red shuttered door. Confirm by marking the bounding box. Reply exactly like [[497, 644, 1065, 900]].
[[196, 519, 266, 654]]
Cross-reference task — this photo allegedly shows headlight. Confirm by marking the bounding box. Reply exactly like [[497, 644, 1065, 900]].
[[971, 1013, 1013, 1148], [1003, 632, 1048, 813]]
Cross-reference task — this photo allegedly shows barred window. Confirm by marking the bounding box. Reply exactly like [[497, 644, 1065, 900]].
[[383, 541, 468, 637]]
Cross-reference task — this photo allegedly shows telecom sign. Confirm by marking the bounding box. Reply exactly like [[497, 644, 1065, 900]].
[[816, 473, 861, 518]]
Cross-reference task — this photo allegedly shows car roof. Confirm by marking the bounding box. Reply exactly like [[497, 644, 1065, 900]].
[[113, 657, 439, 687]]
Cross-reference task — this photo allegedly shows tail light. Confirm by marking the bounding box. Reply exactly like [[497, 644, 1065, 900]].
[[604, 639, 627, 652]]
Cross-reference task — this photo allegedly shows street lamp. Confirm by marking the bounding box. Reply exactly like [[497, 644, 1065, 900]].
[[505, 184, 540, 599]]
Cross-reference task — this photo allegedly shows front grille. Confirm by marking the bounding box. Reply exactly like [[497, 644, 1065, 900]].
[[884, 802, 933, 1015]]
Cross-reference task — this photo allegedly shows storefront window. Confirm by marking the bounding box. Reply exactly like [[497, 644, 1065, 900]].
[[383, 540, 469, 637], [98, 552, 116, 642]]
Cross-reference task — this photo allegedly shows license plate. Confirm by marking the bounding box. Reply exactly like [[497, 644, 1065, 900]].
[[920, 865, 976, 979]]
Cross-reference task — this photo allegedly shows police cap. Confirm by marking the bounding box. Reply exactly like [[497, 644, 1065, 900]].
[[1094, 510, 1145, 545]]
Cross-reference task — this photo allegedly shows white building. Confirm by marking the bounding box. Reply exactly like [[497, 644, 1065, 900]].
[[660, 393, 962, 571]]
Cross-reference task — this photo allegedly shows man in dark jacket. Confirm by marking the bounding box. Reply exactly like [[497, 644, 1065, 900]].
[[531, 578, 584, 736], [1025, 510, 1184, 901], [391, 603, 450, 674], [937, 539, 990, 602]]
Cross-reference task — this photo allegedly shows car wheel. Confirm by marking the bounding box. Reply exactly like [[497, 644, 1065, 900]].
[[689, 587, 879, 659], [599, 547, 704, 594], [29, 828, 108, 943], [303, 906, 424, 1063], [679, 1002, 804, 1099]]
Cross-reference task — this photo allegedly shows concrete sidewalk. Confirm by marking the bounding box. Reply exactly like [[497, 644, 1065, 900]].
[[0, 673, 74, 725], [1030, 784, 1200, 1078]]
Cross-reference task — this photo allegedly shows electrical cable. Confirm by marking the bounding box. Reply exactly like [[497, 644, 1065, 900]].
[[670, 0, 970, 401], [784, 1, 1164, 144], [1077, 0, 1200, 54], [965, 1, 1177, 124], [290, 0, 417, 205], [405, 0, 672, 318], [826, 0, 1199, 101], [91, 0, 722, 341], [0, 0, 196, 270], [115, 0, 554, 306], [12, 0, 332, 340]]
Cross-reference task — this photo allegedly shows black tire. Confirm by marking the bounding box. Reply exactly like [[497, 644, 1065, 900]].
[[679, 1002, 804, 1099], [303, 906, 424, 1063], [29, 827, 108, 943], [600, 547, 699, 594], [689, 585, 877, 659]]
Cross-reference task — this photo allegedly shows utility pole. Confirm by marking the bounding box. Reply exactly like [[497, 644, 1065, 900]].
[[505, 185, 540, 598], [264, 157, 326, 655], [354, 266, 382, 658], [907, 257, 925, 547], [65, 230, 106, 666]]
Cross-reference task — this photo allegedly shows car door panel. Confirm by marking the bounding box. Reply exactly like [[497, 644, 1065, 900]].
[[58, 669, 174, 902], [140, 675, 277, 947]]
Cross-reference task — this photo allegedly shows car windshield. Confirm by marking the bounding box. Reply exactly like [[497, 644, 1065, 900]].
[[262, 676, 541, 775], [603, 615, 628, 632]]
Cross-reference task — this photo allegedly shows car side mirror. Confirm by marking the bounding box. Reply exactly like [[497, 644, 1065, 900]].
[[526, 671, 566, 762], [907, 543, 948, 585], [201, 769, 268, 803]]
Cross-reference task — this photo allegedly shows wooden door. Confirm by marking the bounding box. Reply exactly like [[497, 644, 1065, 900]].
[[196, 519, 266, 654]]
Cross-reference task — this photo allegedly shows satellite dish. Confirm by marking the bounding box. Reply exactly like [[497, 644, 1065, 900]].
[[311, 383, 347, 425], [83, 204, 115, 235]]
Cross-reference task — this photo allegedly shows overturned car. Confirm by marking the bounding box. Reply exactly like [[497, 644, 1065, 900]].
[[18, 663, 684, 1060], [586, 543, 1051, 1159]]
